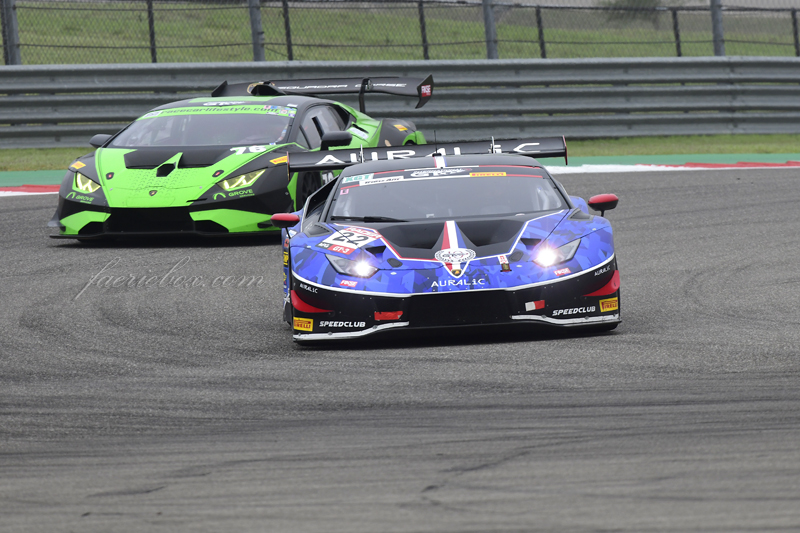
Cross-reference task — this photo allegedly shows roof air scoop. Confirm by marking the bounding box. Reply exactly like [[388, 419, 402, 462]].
[[157, 163, 175, 177]]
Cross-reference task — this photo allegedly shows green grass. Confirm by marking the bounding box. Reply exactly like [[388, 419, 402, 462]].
[[0, 148, 92, 172], [568, 134, 800, 157], [7, 2, 800, 64], [2, 134, 799, 172]]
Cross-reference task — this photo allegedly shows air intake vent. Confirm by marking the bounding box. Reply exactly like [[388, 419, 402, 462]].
[[157, 163, 175, 177]]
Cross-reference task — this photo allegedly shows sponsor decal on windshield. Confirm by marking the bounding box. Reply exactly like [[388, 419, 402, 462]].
[[262, 105, 297, 117], [470, 171, 506, 177], [341, 173, 374, 184], [136, 105, 292, 120], [359, 176, 403, 186], [410, 168, 469, 177]]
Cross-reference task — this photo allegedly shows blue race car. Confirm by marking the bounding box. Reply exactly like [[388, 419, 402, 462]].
[[271, 137, 620, 343]]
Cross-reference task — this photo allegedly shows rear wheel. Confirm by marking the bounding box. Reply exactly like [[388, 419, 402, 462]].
[[295, 172, 321, 210]]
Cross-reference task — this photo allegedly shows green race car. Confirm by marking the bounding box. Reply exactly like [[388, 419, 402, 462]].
[[48, 76, 432, 239]]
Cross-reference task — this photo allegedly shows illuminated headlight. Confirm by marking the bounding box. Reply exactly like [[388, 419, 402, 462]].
[[534, 239, 580, 267], [217, 169, 265, 191], [74, 172, 101, 193], [327, 254, 378, 278]]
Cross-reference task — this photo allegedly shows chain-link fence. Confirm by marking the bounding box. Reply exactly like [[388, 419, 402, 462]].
[[4, 0, 800, 65]]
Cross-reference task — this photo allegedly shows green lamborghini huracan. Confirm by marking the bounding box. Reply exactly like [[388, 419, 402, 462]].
[[48, 76, 432, 239]]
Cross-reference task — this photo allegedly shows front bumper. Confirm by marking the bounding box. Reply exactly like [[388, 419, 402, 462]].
[[289, 258, 620, 342], [49, 188, 293, 238]]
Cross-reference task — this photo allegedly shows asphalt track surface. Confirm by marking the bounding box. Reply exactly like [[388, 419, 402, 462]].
[[2, 168, 800, 533]]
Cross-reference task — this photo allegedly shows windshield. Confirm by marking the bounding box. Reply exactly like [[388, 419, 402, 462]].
[[110, 104, 294, 148], [330, 165, 565, 221]]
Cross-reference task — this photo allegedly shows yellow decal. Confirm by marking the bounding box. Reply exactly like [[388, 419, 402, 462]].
[[393, 124, 408, 131], [270, 155, 288, 165], [70, 161, 86, 170], [283, 251, 289, 266], [293, 317, 313, 332], [600, 297, 619, 313], [470, 172, 506, 177]]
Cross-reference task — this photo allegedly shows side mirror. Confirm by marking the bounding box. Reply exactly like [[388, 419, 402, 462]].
[[89, 134, 112, 148], [588, 194, 619, 217], [270, 213, 301, 229], [320, 131, 352, 150]]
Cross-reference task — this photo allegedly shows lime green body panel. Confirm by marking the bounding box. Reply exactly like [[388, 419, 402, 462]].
[[189, 209, 274, 233], [94, 145, 288, 208], [60, 211, 110, 235]]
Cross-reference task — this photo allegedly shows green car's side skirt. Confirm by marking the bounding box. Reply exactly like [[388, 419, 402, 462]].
[[59, 211, 111, 236]]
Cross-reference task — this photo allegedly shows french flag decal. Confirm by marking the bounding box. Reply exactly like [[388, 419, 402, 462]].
[[434, 220, 476, 278]]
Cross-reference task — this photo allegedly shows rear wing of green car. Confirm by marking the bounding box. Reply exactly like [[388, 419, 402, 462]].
[[211, 75, 433, 113]]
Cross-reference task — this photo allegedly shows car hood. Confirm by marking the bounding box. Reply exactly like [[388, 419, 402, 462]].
[[290, 209, 615, 293], [89, 145, 286, 207]]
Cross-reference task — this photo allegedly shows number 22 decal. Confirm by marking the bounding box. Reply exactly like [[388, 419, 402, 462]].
[[317, 227, 381, 252], [332, 232, 370, 243]]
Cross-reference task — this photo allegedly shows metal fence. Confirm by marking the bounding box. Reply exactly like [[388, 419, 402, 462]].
[[3, 57, 800, 148], [5, 0, 800, 65]]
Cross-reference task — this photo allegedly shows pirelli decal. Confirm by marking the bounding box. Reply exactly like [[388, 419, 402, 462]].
[[599, 297, 619, 313], [293, 317, 313, 331]]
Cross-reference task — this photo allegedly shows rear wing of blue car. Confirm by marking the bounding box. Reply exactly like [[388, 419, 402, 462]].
[[287, 136, 568, 173], [211, 75, 433, 113]]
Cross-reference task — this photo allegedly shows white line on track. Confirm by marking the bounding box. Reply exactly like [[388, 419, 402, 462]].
[[0, 191, 59, 197]]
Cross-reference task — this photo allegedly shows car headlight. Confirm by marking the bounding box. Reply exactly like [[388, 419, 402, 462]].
[[74, 172, 101, 193], [534, 239, 580, 267], [217, 169, 265, 191], [327, 254, 378, 278]]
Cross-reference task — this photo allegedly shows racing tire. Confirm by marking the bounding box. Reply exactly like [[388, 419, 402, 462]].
[[295, 172, 321, 211]]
